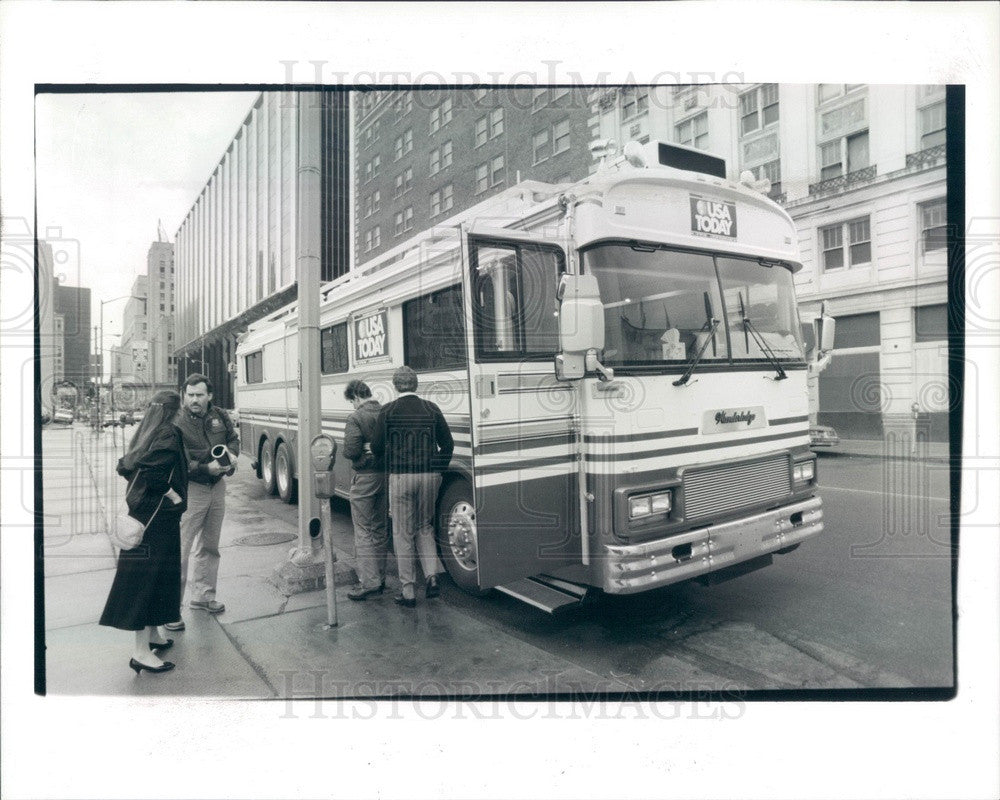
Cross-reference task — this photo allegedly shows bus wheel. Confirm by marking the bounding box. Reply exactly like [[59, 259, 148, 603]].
[[437, 479, 487, 596], [275, 441, 297, 504], [260, 439, 277, 495]]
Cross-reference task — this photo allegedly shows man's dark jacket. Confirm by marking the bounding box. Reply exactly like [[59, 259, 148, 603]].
[[342, 399, 383, 473], [174, 403, 240, 485], [371, 394, 453, 474]]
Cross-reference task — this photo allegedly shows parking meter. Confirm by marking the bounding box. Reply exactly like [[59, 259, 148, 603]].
[[310, 434, 339, 628], [310, 434, 337, 498]]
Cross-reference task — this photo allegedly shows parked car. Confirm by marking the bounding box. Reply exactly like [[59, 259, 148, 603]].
[[809, 424, 840, 448]]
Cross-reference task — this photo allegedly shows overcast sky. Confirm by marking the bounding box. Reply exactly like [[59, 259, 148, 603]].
[[35, 91, 259, 348]]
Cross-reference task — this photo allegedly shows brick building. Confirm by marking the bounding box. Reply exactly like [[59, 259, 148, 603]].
[[354, 87, 593, 265]]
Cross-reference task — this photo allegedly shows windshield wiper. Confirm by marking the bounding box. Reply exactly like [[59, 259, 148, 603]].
[[738, 292, 787, 380], [673, 317, 720, 386]]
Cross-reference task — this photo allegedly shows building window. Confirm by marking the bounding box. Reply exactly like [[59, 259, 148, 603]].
[[430, 148, 441, 176], [364, 154, 381, 182], [532, 88, 548, 111], [402, 284, 467, 371], [914, 304, 948, 343], [621, 87, 649, 120], [429, 142, 452, 176], [752, 160, 782, 196], [820, 130, 869, 181], [834, 311, 880, 348], [320, 322, 350, 374], [475, 163, 488, 193], [676, 112, 708, 149], [820, 216, 871, 270], [818, 84, 865, 105], [393, 167, 413, 199], [532, 129, 550, 164], [920, 199, 947, 253], [373, 226, 381, 249], [552, 119, 570, 154], [919, 101, 946, 149], [394, 129, 413, 161], [474, 115, 488, 147], [430, 98, 453, 133], [430, 183, 454, 217], [394, 207, 414, 237], [244, 351, 263, 384], [441, 140, 452, 170], [490, 154, 505, 187], [394, 91, 412, 119], [739, 84, 779, 135], [490, 107, 504, 138]]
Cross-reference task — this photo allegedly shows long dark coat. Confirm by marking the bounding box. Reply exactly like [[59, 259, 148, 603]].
[[99, 426, 189, 631]]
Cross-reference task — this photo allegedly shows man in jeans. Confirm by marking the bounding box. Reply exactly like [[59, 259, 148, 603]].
[[164, 373, 239, 631], [371, 367, 453, 608], [341, 379, 388, 601]]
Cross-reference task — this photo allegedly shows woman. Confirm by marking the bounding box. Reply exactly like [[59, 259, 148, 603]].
[[99, 390, 188, 674]]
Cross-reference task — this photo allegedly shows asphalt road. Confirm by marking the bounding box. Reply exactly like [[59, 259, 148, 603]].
[[236, 453, 955, 692]]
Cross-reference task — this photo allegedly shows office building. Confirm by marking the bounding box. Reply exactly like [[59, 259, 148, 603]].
[[174, 90, 351, 408], [354, 87, 593, 265], [52, 278, 92, 393], [591, 83, 949, 440]]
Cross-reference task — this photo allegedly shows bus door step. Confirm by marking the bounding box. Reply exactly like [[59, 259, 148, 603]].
[[496, 575, 589, 613]]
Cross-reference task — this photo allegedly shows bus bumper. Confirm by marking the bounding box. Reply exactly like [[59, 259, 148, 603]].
[[602, 495, 823, 594]]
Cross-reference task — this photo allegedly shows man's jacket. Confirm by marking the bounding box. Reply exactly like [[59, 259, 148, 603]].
[[174, 403, 240, 485], [371, 393, 453, 475], [342, 399, 383, 473]]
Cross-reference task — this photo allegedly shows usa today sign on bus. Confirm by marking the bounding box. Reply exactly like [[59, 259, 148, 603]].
[[353, 309, 390, 364], [690, 196, 738, 239]]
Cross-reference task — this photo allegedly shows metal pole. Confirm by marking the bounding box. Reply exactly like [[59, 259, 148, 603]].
[[320, 499, 338, 628], [92, 325, 99, 431], [292, 90, 323, 565], [98, 303, 104, 434]]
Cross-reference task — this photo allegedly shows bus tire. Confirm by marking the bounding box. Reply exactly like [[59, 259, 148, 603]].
[[436, 478, 487, 596], [260, 438, 277, 495], [275, 440, 297, 504]]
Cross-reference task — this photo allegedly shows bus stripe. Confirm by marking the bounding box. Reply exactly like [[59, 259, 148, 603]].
[[584, 430, 809, 462]]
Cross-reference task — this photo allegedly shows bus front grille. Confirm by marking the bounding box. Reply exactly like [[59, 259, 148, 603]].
[[682, 455, 790, 520]]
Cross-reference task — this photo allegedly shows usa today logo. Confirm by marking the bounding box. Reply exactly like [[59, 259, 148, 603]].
[[690, 197, 738, 238]]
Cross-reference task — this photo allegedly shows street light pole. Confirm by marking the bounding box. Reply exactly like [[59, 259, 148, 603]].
[[98, 294, 143, 435]]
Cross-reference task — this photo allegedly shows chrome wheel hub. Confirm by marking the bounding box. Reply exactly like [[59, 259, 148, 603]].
[[447, 501, 478, 572]]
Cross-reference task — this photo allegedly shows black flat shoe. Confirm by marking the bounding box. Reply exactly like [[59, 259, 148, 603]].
[[148, 639, 174, 652], [347, 584, 385, 602], [425, 576, 440, 599], [129, 658, 175, 675], [393, 593, 416, 608]]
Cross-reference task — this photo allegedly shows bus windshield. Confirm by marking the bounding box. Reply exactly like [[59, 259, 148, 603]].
[[582, 243, 806, 369]]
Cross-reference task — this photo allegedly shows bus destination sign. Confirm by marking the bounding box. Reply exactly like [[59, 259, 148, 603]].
[[690, 196, 738, 239], [353, 309, 390, 364]]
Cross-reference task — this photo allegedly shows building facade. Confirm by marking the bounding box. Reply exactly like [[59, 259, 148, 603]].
[[591, 83, 949, 440], [354, 88, 593, 265], [52, 278, 92, 394], [119, 275, 148, 382], [173, 90, 351, 408]]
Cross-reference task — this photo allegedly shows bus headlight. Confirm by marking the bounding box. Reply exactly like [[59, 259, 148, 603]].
[[629, 490, 673, 519], [792, 460, 816, 485]]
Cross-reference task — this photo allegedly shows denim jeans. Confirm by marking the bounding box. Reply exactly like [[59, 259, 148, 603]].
[[350, 471, 388, 590]]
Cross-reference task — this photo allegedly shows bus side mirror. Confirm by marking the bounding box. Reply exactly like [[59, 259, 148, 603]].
[[555, 274, 606, 381], [819, 314, 835, 353]]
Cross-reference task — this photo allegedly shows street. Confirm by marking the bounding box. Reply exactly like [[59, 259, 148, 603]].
[[41, 426, 954, 696]]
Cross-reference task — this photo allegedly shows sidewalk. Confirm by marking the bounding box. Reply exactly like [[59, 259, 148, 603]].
[[40, 424, 604, 698]]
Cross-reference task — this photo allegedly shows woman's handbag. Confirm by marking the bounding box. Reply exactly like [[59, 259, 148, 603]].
[[111, 467, 174, 550]]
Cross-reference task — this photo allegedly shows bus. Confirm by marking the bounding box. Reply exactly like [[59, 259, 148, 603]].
[[235, 140, 835, 612]]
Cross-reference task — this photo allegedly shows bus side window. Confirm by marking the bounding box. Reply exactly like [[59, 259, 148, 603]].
[[471, 240, 564, 360]]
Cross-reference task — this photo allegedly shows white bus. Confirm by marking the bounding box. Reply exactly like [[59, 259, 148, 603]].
[[235, 141, 834, 611]]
